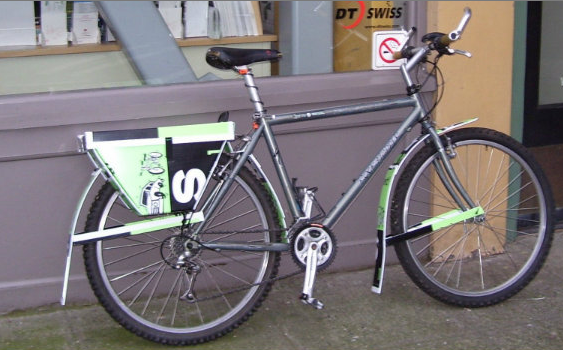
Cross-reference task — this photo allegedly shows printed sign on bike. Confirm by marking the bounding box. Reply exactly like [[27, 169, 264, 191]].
[[83, 122, 235, 216], [372, 30, 408, 70], [166, 140, 224, 212]]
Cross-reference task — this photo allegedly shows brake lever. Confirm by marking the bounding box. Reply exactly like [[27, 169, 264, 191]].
[[448, 48, 472, 58], [405, 27, 417, 42]]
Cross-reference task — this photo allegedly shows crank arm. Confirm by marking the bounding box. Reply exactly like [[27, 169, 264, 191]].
[[300, 239, 326, 309]]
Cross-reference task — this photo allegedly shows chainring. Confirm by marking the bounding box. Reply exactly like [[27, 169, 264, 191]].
[[290, 224, 337, 271]]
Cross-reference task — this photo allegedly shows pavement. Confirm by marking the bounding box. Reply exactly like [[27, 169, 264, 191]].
[[2, 231, 563, 350]]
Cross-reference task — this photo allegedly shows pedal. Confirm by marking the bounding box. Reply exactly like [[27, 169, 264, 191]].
[[300, 293, 324, 310]]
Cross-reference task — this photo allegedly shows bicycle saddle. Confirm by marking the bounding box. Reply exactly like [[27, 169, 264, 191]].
[[206, 47, 282, 70]]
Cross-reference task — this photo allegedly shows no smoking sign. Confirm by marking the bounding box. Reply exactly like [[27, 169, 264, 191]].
[[372, 30, 409, 70]]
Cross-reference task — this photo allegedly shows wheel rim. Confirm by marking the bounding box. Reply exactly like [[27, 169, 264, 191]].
[[93, 175, 273, 334], [401, 139, 548, 297]]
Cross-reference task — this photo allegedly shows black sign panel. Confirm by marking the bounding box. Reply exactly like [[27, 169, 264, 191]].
[[166, 139, 223, 212]]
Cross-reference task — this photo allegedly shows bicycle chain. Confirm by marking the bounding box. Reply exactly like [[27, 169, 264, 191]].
[[179, 228, 303, 303]]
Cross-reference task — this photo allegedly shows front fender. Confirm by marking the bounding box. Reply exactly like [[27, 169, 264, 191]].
[[372, 118, 478, 293]]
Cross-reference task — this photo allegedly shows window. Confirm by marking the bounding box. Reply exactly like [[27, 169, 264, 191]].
[[0, 1, 411, 95]]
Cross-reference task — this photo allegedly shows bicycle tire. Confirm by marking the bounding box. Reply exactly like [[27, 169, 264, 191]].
[[83, 163, 281, 345], [391, 127, 554, 307]]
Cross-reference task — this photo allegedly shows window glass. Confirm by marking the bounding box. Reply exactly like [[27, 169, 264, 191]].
[[0, 1, 409, 96], [276, 1, 407, 75], [333, 1, 406, 72], [538, 2, 563, 105]]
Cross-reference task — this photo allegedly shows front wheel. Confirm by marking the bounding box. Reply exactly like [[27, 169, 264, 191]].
[[83, 163, 282, 345], [391, 128, 554, 307]]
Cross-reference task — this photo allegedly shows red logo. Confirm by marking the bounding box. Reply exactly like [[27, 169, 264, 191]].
[[338, 1, 366, 29]]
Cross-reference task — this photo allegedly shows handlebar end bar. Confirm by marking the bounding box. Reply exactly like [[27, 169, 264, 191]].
[[448, 7, 472, 42]]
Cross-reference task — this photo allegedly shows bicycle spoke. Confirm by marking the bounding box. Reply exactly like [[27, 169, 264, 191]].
[[110, 260, 163, 282], [142, 265, 167, 316], [104, 245, 160, 266], [205, 223, 263, 243], [103, 240, 162, 250], [156, 270, 183, 325], [201, 262, 233, 310], [201, 249, 267, 274], [118, 264, 161, 297], [198, 258, 254, 286], [418, 171, 458, 209], [476, 230, 485, 290], [201, 183, 240, 229], [126, 264, 166, 306], [205, 208, 259, 231]]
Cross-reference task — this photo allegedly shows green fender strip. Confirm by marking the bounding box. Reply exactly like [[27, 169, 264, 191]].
[[386, 206, 484, 245], [416, 206, 485, 232]]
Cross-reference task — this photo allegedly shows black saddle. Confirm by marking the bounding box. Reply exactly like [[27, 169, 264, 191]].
[[206, 47, 282, 70]]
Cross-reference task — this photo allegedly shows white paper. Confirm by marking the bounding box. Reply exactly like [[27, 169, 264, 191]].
[[183, 1, 208, 38], [40, 1, 68, 46], [0, 2, 36, 46], [72, 1, 100, 44], [159, 1, 182, 38]]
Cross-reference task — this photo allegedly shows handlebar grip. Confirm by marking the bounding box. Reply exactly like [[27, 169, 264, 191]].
[[392, 46, 417, 60], [392, 51, 404, 60], [439, 34, 453, 47]]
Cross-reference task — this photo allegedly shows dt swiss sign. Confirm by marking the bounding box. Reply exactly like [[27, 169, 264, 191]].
[[372, 31, 409, 70]]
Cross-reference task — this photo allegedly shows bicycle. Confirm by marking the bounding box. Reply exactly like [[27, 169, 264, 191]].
[[61, 8, 554, 345]]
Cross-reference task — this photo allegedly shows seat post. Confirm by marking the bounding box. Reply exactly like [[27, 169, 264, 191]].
[[239, 66, 266, 117]]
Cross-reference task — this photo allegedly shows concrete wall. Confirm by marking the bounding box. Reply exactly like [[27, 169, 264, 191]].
[[0, 1, 468, 313], [0, 1, 521, 314], [0, 67, 432, 312]]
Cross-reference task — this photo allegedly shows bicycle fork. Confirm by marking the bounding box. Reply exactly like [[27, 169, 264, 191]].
[[423, 120, 478, 210]]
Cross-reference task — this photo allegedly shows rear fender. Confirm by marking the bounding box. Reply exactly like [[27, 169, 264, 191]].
[[247, 154, 288, 242]]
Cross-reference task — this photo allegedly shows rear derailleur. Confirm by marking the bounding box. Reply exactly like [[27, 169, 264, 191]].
[[160, 234, 202, 303]]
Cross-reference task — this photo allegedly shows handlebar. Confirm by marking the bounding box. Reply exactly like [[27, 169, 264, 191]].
[[442, 7, 472, 45], [392, 7, 472, 60], [450, 7, 472, 41]]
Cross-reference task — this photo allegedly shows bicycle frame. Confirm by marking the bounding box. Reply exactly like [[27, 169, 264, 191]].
[[197, 46, 478, 239], [185, 47, 484, 300]]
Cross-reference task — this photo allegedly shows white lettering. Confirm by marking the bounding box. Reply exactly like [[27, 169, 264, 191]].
[[172, 169, 207, 204]]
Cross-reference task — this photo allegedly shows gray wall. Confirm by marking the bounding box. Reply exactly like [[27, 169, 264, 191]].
[[0, 2, 428, 313]]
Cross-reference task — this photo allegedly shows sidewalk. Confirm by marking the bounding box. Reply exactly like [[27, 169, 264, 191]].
[[2, 232, 563, 350]]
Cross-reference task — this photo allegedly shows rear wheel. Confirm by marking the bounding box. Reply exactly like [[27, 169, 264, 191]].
[[83, 164, 281, 345], [391, 128, 554, 307]]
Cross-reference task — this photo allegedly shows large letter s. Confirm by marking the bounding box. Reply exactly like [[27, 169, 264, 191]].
[[172, 169, 207, 204]]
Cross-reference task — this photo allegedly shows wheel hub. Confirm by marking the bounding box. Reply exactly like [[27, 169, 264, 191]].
[[160, 235, 201, 269]]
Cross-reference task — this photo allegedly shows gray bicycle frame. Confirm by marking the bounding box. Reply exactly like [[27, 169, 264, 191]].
[[196, 46, 475, 243]]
